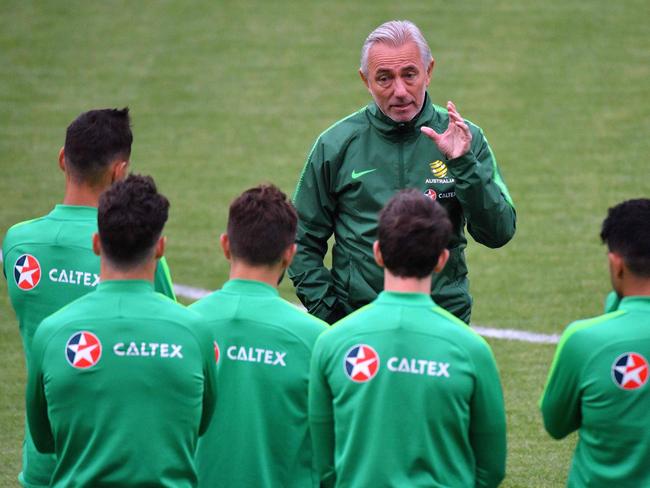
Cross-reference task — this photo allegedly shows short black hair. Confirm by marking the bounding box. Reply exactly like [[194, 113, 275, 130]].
[[64, 108, 132, 185], [378, 189, 452, 278], [600, 198, 650, 277], [98, 174, 169, 268], [227, 184, 297, 265]]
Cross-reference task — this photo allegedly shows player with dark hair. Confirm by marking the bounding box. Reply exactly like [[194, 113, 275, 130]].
[[2, 108, 175, 488], [191, 184, 327, 487], [309, 189, 506, 487], [25, 174, 216, 487], [541, 198, 650, 486]]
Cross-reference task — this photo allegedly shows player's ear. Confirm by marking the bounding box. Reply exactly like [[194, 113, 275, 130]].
[[154, 236, 166, 259], [58, 147, 66, 172], [282, 243, 298, 268], [220, 233, 231, 261], [607, 252, 626, 296], [92, 233, 101, 256], [359, 69, 370, 90], [425, 58, 435, 85], [433, 248, 450, 273], [608, 252, 625, 281], [373, 241, 384, 268], [111, 160, 129, 183]]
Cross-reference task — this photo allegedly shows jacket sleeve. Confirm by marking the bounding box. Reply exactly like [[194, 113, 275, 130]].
[[289, 140, 346, 324], [154, 257, 176, 301], [309, 337, 337, 487], [539, 325, 584, 440], [26, 324, 55, 454], [450, 127, 516, 248], [469, 339, 507, 488]]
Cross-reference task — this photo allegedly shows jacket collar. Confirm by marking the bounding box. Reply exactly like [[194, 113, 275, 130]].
[[366, 92, 435, 140], [49, 204, 97, 220]]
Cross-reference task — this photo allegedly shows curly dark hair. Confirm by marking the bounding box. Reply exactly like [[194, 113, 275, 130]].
[[378, 189, 452, 278], [98, 174, 169, 268], [601, 198, 650, 277], [227, 184, 297, 265]]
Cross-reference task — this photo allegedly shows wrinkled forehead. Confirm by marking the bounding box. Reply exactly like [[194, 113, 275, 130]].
[[366, 41, 425, 73]]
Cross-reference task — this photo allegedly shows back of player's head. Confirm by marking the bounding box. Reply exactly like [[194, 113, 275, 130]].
[[600, 198, 650, 277], [98, 174, 169, 269], [64, 108, 132, 185], [227, 184, 297, 265], [378, 189, 452, 278]]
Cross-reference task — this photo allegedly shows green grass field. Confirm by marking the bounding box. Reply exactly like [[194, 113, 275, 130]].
[[1, 1, 648, 486]]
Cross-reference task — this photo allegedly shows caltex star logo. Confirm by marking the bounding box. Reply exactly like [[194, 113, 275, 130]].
[[344, 344, 380, 382], [612, 352, 648, 390], [13, 254, 41, 291], [424, 189, 437, 201], [214, 341, 220, 363], [66, 331, 102, 369]]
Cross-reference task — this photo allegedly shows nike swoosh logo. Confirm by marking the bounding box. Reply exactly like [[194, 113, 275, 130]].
[[351, 168, 378, 179]]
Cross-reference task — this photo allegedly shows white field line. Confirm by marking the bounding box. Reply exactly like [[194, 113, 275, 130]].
[[174, 283, 212, 301], [471, 326, 559, 344], [0, 250, 559, 345]]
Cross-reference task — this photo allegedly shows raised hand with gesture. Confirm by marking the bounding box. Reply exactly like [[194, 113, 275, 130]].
[[420, 101, 472, 160]]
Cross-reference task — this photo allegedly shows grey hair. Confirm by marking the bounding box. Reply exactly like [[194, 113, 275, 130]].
[[360, 20, 433, 76]]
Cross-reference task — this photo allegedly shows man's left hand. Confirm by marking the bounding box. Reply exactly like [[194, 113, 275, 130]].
[[420, 101, 472, 160]]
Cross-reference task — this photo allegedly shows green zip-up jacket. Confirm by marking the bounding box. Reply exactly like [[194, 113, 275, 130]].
[[2, 204, 175, 488], [309, 291, 507, 487], [540, 296, 650, 487], [289, 94, 515, 323], [190, 279, 327, 487], [26, 280, 216, 488]]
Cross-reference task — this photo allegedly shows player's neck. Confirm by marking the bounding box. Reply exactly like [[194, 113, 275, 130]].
[[383, 271, 432, 294], [100, 259, 157, 283], [62, 183, 104, 207], [619, 277, 650, 298], [229, 261, 282, 289]]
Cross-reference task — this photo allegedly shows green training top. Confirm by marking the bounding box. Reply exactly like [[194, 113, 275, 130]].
[[26, 280, 216, 488], [190, 279, 327, 488], [309, 291, 506, 488], [540, 296, 650, 487], [2, 204, 175, 488], [289, 93, 516, 324]]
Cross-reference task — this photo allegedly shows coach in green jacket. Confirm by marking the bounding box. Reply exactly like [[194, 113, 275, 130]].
[[289, 20, 516, 324]]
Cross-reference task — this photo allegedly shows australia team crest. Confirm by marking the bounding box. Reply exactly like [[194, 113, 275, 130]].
[[612, 352, 648, 390], [66, 331, 102, 369], [344, 344, 379, 382], [13, 254, 41, 291]]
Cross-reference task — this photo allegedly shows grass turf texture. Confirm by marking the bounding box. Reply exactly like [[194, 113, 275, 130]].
[[1, 1, 648, 486]]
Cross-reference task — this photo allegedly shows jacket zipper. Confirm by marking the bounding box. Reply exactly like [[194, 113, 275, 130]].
[[398, 140, 405, 189]]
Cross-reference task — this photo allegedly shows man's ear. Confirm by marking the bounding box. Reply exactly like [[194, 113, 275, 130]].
[[282, 243, 298, 268], [58, 147, 66, 172], [220, 233, 231, 261], [373, 241, 384, 268], [154, 236, 166, 259], [608, 252, 625, 281], [433, 249, 450, 273], [111, 160, 129, 183], [92, 233, 101, 257], [425, 58, 435, 86], [359, 69, 370, 90]]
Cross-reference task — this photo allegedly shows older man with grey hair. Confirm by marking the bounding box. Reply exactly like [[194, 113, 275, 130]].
[[289, 20, 516, 325]]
